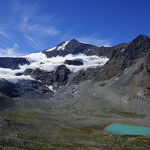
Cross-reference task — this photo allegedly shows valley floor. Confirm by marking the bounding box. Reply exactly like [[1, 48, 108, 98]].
[[0, 79, 150, 150], [0, 110, 150, 150]]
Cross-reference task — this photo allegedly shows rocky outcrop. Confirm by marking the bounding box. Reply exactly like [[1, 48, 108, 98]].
[[15, 80, 52, 94], [23, 65, 71, 86], [54, 65, 71, 86], [23, 68, 54, 85], [143, 52, 150, 72], [133, 52, 150, 88], [85, 46, 113, 58], [64, 59, 83, 66], [0, 57, 30, 69], [68, 67, 99, 85], [0, 79, 19, 98]]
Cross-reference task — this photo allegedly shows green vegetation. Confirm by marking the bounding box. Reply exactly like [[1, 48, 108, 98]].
[[110, 109, 146, 118], [0, 111, 149, 150]]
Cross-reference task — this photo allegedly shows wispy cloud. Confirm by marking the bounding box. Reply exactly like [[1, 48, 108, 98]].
[[26, 35, 39, 46], [19, 12, 60, 48], [9, 1, 61, 49], [77, 36, 112, 46], [0, 29, 9, 39], [0, 43, 21, 57], [21, 15, 60, 36], [21, 22, 60, 36]]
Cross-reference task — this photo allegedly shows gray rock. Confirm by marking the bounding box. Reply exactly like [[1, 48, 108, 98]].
[[64, 59, 83, 66], [54, 65, 71, 86], [0, 57, 30, 69]]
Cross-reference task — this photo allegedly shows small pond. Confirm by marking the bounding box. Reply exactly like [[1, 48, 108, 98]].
[[105, 123, 150, 136]]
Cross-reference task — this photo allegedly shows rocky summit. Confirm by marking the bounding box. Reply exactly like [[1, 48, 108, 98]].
[[0, 34, 150, 150]]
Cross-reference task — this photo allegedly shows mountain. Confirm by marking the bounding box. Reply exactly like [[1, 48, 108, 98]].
[[43, 39, 113, 58], [0, 34, 149, 106], [0, 34, 150, 149]]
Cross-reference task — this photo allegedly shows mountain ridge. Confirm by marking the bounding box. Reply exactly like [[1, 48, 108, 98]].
[[0, 34, 149, 108]]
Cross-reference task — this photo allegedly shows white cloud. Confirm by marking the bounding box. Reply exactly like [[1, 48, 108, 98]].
[[0, 43, 21, 57], [77, 36, 112, 47]]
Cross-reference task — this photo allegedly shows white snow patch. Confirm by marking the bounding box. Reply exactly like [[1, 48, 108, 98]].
[[0, 68, 34, 83], [23, 52, 109, 72], [46, 47, 56, 52], [116, 77, 119, 80], [46, 85, 54, 91], [57, 41, 70, 50], [25, 52, 46, 62], [121, 48, 125, 52]]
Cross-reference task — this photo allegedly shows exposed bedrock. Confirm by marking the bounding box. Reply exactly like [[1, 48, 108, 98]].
[[23, 65, 71, 86], [0, 57, 30, 69], [64, 59, 84, 66]]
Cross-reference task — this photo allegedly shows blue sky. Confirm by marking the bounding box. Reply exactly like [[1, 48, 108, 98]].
[[0, 0, 150, 56]]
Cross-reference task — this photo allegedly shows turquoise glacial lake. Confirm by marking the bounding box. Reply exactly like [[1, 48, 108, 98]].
[[105, 123, 150, 135]]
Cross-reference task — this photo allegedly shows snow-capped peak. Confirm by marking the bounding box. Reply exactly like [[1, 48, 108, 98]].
[[45, 41, 70, 52]]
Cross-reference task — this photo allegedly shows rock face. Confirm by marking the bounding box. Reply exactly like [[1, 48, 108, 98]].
[[23, 65, 71, 86], [95, 35, 150, 82], [133, 52, 150, 88], [23, 68, 54, 85], [0, 79, 19, 98], [68, 67, 100, 85], [0, 57, 30, 69], [54, 65, 71, 86], [143, 52, 150, 72], [15, 80, 52, 95], [64, 59, 83, 66]]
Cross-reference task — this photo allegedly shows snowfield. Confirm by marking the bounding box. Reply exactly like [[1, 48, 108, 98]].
[[24, 52, 109, 72], [0, 68, 34, 83], [0, 51, 109, 83]]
